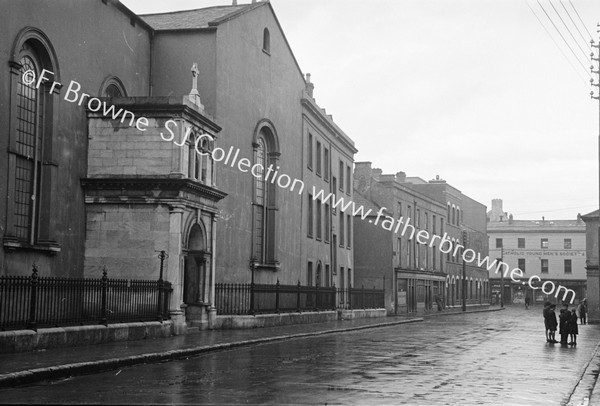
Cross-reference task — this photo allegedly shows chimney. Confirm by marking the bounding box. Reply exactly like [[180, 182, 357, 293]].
[[305, 73, 314, 98], [396, 171, 406, 183], [233, 0, 237, 4], [372, 168, 382, 180], [353, 162, 373, 194]]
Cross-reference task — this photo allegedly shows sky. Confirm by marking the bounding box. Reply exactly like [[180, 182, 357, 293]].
[[121, 0, 600, 220]]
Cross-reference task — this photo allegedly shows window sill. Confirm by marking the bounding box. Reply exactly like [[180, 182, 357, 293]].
[[254, 262, 280, 272], [3, 238, 61, 256]]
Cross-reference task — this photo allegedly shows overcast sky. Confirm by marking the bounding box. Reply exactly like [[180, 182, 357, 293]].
[[122, 0, 600, 220]]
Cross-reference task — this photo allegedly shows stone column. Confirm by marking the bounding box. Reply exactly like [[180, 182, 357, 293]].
[[587, 267, 600, 323], [168, 205, 186, 334]]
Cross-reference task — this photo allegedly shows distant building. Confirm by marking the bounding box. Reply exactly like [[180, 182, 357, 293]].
[[488, 199, 586, 305], [353, 164, 489, 314], [581, 210, 599, 322]]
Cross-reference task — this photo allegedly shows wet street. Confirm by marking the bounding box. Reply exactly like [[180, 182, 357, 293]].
[[1, 307, 598, 405]]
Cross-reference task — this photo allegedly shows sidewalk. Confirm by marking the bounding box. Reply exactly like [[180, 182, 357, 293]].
[[0, 316, 421, 388], [0, 307, 505, 389], [566, 336, 600, 406]]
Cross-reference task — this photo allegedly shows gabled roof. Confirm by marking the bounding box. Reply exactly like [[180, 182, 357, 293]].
[[140, 3, 263, 31]]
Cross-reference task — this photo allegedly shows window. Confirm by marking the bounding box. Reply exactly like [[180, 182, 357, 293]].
[[425, 213, 429, 232], [316, 199, 322, 240], [518, 238, 525, 249], [262, 28, 270, 53], [452, 207, 455, 225], [347, 214, 351, 248], [339, 160, 344, 192], [416, 209, 421, 228], [518, 258, 526, 273], [308, 193, 313, 238], [346, 165, 351, 195], [252, 125, 278, 265], [397, 237, 402, 267], [339, 214, 345, 246], [307, 261, 313, 286], [496, 238, 503, 248], [101, 76, 127, 98], [541, 238, 548, 249], [432, 247, 436, 270], [316, 141, 322, 176], [447, 204, 451, 223], [324, 148, 329, 181], [307, 133, 313, 170], [564, 239, 572, 249], [332, 177, 337, 215], [564, 259, 572, 273], [188, 133, 212, 185], [541, 259, 548, 273], [397, 202, 402, 218], [324, 203, 330, 243], [456, 208, 460, 225], [325, 264, 330, 287], [347, 268, 352, 288], [432, 215, 436, 234]]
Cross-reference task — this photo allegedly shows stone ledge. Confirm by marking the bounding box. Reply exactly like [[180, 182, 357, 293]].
[[0, 321, 174, 354], [213, 311, 339, 329], [338, 308, 387, 320]]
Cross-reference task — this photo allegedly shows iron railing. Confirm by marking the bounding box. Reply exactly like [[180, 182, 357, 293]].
[[215, 281, 384, 315], [0, 265, 172, 331]]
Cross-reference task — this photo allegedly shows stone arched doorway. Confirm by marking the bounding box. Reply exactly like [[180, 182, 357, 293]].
[[183, 223, 210, 328]]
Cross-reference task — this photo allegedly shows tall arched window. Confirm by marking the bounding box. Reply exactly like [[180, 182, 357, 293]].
[[253, 137, 267, 261], [452, 206, 456, 225], [252, 121, 279, 266]]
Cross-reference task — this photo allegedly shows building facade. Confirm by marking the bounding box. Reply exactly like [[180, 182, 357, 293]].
[[1, 0, 356, 330], [353, 163, 488, 314], [581, 210, 599, 322], [488, 199, 586, 305]]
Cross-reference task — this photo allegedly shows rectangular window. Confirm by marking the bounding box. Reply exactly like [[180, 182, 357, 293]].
[[564, 238, 572, 249], [432, 247, 436, 270], [347, 214, 351, 248], [332, 177, 337, 215], [541, 259, 548, 273], [564, 259, 572, 273], [416, 209, 420, 228], [397, 202, 402, 218], [316, 141, 322, 176], [432, 215, 436, 235], [307, 261, 313, 286], [518, 258, 526, 273], [308, 133, 313, 170], [339, 214, 345, 246], [346, 165, 351, 195], [325, 264, 330, 287], [397, 237, 402, 267], [316, 199, 322, 240], [307, 193, 313, 238], [541, 238, 548, 249], [339, 160, 344, 192], [347, 268, 352, 288], [496, 238, 503, 248], [324, 203, 330, 243], [518, 238, 525, 249], [324, 148, 330, 181]]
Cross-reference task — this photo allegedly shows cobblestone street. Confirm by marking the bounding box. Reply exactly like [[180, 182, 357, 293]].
[[1, 307, 598, 405]]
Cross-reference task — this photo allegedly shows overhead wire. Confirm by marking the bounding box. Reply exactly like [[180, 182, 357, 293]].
[[524, 0, 590, 86], [559, 0, 591, 50], [548, 0, 590, 60], [568, 0, 594, 40], [535, 0, 592, 79]]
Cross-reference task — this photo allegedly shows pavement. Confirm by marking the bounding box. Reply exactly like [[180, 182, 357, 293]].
[[0, 314, 424, 388]]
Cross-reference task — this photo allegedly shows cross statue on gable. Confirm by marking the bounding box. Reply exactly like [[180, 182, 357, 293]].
[[190, 63, 200, 96]]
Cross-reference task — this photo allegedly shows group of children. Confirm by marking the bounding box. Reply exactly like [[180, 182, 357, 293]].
[[543, 300, 586, 345]]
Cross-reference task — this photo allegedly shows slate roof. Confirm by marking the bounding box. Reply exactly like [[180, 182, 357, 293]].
[[141, 5, 255, 30]]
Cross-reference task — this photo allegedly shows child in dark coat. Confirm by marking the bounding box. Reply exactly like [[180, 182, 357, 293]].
[[559, 304, 570, 345], [547, 304, 558, 343], [568, 309, 578, 345]]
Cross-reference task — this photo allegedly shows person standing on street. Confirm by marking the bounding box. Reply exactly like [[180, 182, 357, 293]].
[[577, 299, 587, 325], [543, 301, 551, 342], [547, 304, 558, 343], [568, 309, 578, 345], [525, 295, 531, 309], [559, 304, 570, 345]]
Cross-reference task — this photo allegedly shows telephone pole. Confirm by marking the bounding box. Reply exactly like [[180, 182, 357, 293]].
[[591, 25, 600, 316]]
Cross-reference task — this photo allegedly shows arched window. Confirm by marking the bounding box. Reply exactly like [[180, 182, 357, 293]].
[[456, 207, 461, 225], [452, 206, 456, 225], [188, 131, 213, 186], [447, 203, 451, 223], [100, 76, 127, 97], [252, 121, 279, 266], [6, 31, 58, 247], [262, 28, 270, 53]]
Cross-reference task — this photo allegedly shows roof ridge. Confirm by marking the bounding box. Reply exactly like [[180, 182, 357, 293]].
[[139, 5, 246, 18]]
